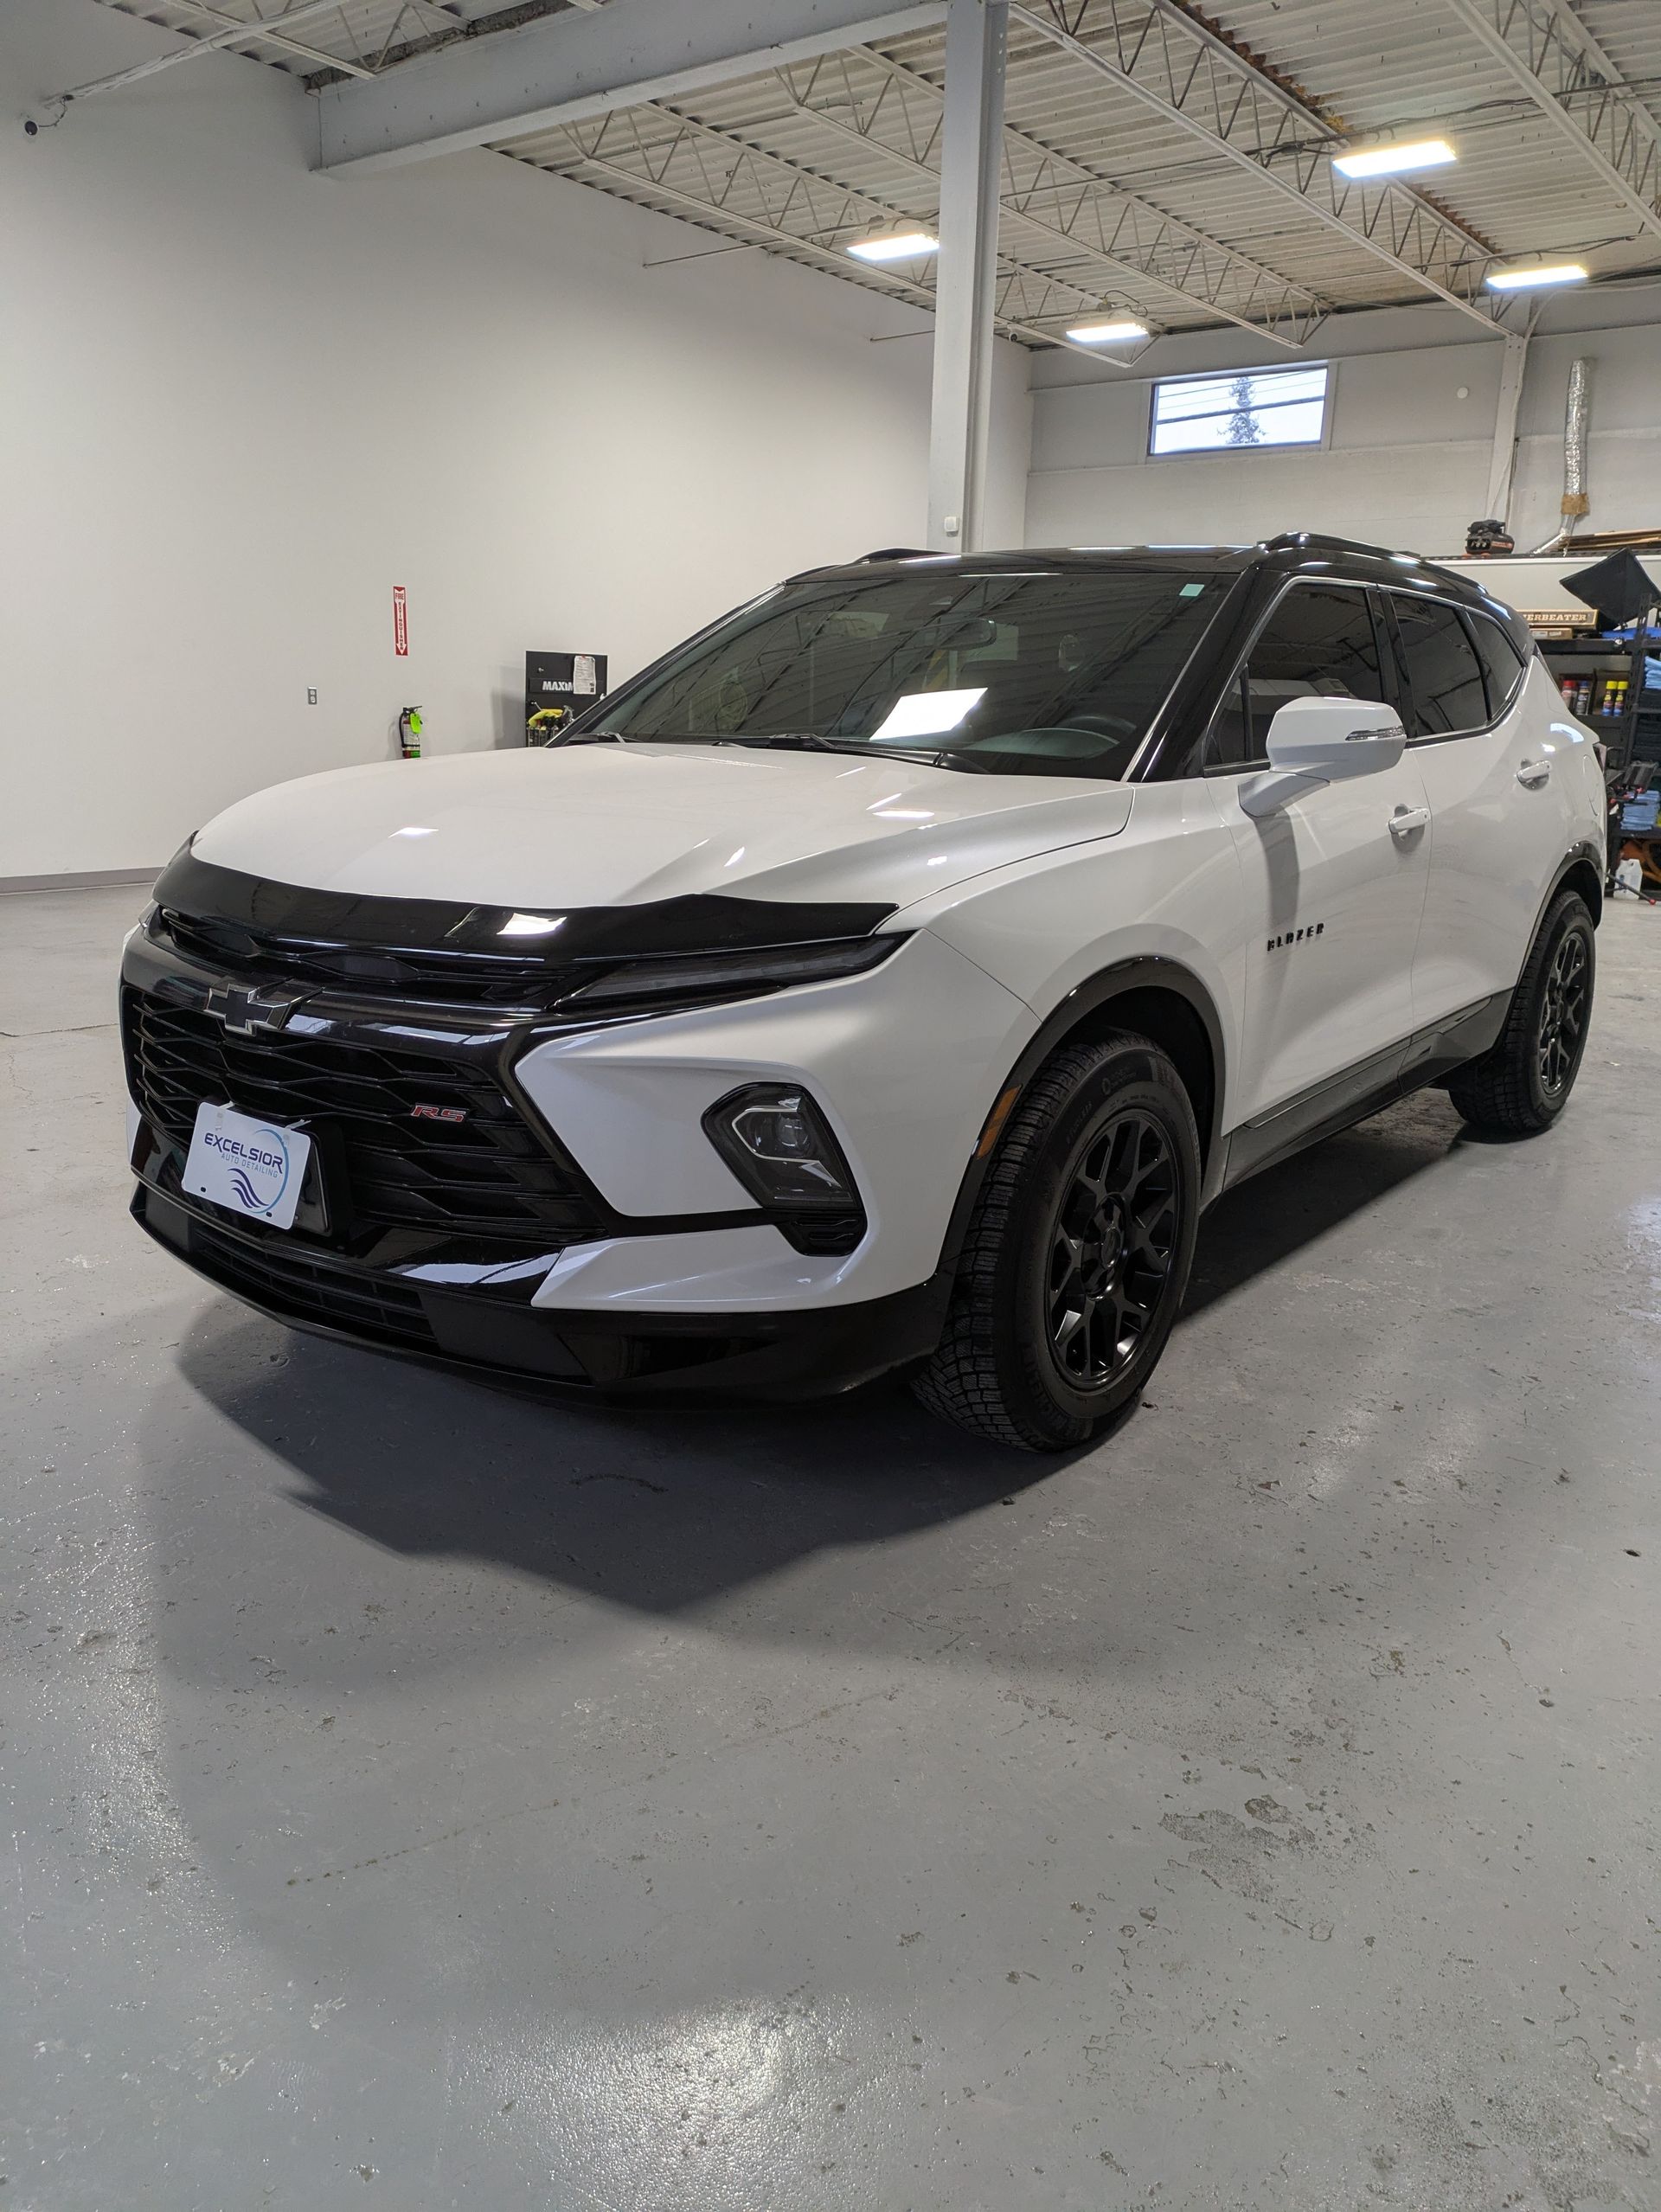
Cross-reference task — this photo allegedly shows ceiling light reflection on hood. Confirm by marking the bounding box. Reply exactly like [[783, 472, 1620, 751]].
[[871, 687, 987, 743], [498, 913, 566, 938]]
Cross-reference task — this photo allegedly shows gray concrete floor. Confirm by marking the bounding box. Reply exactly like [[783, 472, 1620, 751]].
[[3, 883, 1658, 2212]]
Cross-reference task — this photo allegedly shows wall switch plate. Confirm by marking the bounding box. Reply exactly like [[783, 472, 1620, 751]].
[[306, 688, 318, 705]]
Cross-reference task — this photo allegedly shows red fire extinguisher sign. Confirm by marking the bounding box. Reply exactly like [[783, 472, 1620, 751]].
[[393, 585, 409, 657]]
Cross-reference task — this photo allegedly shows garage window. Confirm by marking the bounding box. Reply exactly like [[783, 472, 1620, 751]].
[[1150, 363, 1330, 457]]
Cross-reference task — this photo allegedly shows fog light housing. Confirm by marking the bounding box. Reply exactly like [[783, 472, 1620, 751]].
[[702, 1084, 865, 1255]]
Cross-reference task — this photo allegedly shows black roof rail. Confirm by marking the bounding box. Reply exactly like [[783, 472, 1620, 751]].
[[858, 546, 934, 562], [1260, 530, 1415, 563]]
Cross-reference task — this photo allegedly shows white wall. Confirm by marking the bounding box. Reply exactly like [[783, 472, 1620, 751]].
[[0, 0, 1031, 879], [1025, 295, 1661, 560]]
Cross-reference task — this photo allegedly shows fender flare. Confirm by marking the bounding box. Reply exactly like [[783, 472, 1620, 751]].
[[1535, 840, 1604, 935], [934, 954, 1228, 1276]]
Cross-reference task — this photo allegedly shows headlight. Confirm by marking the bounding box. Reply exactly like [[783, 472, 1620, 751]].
[[561, 932, 905, 1016]]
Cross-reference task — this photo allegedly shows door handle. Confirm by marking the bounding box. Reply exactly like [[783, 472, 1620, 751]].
[[1516, 758, 1551, 789], [1388, 804, 1430, 838]]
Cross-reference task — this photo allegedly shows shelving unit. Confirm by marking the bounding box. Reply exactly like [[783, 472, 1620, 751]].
[[1536, 631, 1658, 773]]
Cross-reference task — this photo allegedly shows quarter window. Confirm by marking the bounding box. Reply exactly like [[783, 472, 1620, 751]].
[[1203, 584, 1386, 772], [1392, 596, 1489, 735], [1467, 612, 1528, 718]]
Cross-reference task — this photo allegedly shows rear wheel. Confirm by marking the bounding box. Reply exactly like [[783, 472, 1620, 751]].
[[1446, 889, 1595, 1135], [913, 1035, 1200, 1452]]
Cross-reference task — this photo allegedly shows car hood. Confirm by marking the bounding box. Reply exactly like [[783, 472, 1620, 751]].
[[189, 744, 1134, 912]]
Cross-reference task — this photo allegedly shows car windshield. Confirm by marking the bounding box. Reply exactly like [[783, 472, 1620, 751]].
[[580, 566, 1230, 779]]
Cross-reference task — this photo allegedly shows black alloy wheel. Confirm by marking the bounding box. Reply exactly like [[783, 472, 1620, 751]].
[[914, 1032, 1200, 1451], [1446, 888, 1596, 1135], [1536, 925, 1589, 1097], [1044, 1111, 1177, 1392]]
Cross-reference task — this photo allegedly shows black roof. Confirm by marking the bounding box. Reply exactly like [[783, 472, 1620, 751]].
[[793, 533, 1514, 619]]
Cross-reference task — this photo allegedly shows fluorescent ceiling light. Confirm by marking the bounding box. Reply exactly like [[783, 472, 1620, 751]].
[[846, 230, 939, 263], [1485, 260, 1588, 290], [1065, 317, 1150, 343], [871, 688, 986, 742], [1332, 137, 1456, 179]]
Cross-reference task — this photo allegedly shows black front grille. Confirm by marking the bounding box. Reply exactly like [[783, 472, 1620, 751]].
[[157, 909, 569, 1010], [183, 1212, 439, 1350], [123, 987, 603, 1241]]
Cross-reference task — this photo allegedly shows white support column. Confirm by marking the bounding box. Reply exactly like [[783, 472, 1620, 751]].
[[927, 0, 1008, 553], [1485, 330, 1530, 524]]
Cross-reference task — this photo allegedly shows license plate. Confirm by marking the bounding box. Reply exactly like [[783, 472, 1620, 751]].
[[182, 1101, 312, 1231]]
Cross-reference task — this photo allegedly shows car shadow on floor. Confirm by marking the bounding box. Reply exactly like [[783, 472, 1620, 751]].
[[170, 1086, 1472, 1630], [1181, 1084, 1467, 1316]]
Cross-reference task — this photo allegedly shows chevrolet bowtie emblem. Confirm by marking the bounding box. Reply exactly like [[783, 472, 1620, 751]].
[[202, 982, 309, 1035]]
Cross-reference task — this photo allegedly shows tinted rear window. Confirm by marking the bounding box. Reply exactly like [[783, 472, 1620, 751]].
[[1393, 596, 1489, 735], [1467, 612, 1528, 716]]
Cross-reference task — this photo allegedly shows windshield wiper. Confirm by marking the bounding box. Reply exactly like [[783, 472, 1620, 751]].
[[564, 729, 991, 771], [736, 733, 845, 753], [741, 734, 978, 766]]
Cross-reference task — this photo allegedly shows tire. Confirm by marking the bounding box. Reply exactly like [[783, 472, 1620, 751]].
[[912, 1033, 1201, 1452], [1446, 889, 1595, 1136]]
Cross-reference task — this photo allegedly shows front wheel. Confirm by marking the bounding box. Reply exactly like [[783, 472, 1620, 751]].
[[1446, 888, 1595, 1135], [913, 1034, 1201, 1452]]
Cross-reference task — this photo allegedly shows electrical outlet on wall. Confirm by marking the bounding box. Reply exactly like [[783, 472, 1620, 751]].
[[306, 688, 318, 705]]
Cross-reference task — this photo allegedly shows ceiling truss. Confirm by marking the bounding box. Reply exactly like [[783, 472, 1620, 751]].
[[1009, 0, 1507, 330], [508, 98, 1148, 355], [153, 0, 378, 77], [773, 44, 1330, 347], [1439, 0, 1661, 241], [85, 0, 1661, 352]]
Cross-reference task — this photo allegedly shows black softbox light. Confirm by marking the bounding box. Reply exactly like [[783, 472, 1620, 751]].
[[1563, 550, 1661, 626]]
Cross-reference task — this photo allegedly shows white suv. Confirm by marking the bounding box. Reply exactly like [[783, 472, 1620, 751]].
[[122, 535, 1605, 1449]]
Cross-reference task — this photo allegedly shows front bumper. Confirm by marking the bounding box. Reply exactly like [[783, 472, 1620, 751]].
[[119, 912, 1023, 1398], [131, 1180, 951, 1399]]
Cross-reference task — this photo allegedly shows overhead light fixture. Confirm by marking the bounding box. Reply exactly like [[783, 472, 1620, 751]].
[[1065, 316, 1150, 344], [1332, 136, 1457, 179], [1485, 260, 1588, 290], [846, 229, 940, 263]]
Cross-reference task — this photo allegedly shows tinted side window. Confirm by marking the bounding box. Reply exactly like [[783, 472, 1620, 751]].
[[1203, 584, 1385, 771], [1393, 595, 1489, 735], [1468, 612, 1528, 717]]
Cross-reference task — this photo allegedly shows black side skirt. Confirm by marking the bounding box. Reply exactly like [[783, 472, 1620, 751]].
[[1220, 991, 1510, 1190]]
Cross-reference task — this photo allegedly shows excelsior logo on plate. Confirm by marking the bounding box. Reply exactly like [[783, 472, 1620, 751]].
[[183, 1101, 313, 1231], [200, 1123, 292, 1215]]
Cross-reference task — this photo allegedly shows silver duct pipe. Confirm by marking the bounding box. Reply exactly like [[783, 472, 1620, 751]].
[[1530, 356, 1594, 553], [1562, 356, 1592, 527]]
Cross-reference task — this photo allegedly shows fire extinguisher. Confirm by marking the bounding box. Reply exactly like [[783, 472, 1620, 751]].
[[399, 706, 423, 760]]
